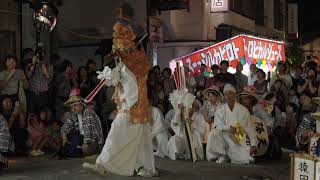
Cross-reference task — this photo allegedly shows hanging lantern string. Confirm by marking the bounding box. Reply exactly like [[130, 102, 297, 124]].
[[58, 26, 112, 40], [0, 9, 30, 15], [0, 9, 148, 41], [0, 9, 111, 40]]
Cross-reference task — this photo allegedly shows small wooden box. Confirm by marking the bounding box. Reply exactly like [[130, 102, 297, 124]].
[[290, 153, 320, 180]]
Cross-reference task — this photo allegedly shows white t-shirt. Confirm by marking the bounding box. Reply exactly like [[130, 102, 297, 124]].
[[77, 114, 84, 135]]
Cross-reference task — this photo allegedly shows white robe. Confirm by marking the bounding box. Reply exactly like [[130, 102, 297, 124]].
[[167, 109, 208, 160], [95, 63, 155, 176], [206, 102, 256, 164], [151, 107, 169, 158]]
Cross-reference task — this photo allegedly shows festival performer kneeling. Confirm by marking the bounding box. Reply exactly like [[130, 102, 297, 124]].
[[206, 84, 257, 164], [167, 94, 208, 161], [82, 4, 158, 177]]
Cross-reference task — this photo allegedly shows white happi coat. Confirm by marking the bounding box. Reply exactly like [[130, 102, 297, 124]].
[[206, 102, 256, 164], [95, 63, 155, 176], [167, 109, 208, 160], [151, 107, 169, 158]]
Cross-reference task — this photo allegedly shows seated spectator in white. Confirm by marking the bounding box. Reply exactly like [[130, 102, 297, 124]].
[[0, 55, 29, 112], [206, 84, 256, 164], [60, 88, 104, 157], [151, 106, 169, 158], [0, 115, 13, 169], [167, 98, 208, 160], [0, 95, 28, 154]]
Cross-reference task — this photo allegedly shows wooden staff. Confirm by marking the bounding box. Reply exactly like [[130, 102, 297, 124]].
[[181, 107, 197, 162], [175, 61, 197, 162]]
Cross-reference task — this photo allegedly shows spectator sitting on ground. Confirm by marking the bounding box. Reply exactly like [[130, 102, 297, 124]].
[[0, 95, 28, 155], [27, 106, 51, 157], [296, 96, 319, 152], [0, 114, 13, 169], [60, 88, 104, 158]]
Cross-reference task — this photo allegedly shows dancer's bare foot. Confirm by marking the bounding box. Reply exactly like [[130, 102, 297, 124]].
[[82, 163, 108, 176]]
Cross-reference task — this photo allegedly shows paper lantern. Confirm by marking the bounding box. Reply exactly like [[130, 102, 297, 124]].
[[290, 153, 320, 180], [252, 59, 257, 65], [257, 60, 262, 67], [248, 57, 252, 65], [240, 57, 246, 65], [262, 59, 267, 65]]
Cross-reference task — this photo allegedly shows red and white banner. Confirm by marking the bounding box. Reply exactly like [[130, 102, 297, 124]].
[[170, 34, 286, 74]]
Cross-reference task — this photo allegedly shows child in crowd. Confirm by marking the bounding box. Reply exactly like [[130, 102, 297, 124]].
[[27, 107, 51, 156], [274, 103, 298, 150], [288, 87, 300, 109]]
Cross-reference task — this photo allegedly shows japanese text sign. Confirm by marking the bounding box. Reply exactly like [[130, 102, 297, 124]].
[[210, 0, 229, 13], [170, 34, 285, 74]]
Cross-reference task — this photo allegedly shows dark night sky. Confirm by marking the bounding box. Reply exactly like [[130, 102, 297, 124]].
[[300, 1, 320, 43]]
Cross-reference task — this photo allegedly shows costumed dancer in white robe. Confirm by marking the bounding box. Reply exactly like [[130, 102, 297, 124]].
[[167, 96, 208, 160], [83, 5, 157, 177], [206, 84, 257, 164], [151, 106, 169, 158]]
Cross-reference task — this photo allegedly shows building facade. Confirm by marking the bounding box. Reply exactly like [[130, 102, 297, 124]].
[[151, 0, 287, 69]]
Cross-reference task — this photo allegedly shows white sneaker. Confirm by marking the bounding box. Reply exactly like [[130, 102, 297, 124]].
[[249, 156, 255, 163], [82, 163, 108, 176], [216, 156, 227, 164]]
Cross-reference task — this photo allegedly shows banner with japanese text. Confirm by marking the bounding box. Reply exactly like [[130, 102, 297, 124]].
[[170, 34, 286, 75]]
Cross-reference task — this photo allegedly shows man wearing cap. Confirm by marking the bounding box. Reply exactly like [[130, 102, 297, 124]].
[[206, 84, 256, 164], [60, 89, 104, 157]]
